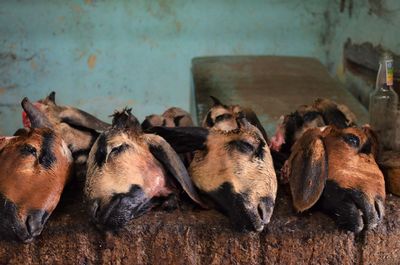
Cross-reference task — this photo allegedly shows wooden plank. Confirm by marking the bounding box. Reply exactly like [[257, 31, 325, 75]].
[[192, 56, 368, 136]]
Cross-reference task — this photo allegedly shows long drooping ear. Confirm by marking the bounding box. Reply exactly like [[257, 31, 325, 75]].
[[288, 128, 328, 212], [145, 134, 207, 208], [21, 97, 53, 129], [210, 96, 223, 106], [145, 126, 209, 153], [59, 107, 111, 131], [241, 107, 269, 143]]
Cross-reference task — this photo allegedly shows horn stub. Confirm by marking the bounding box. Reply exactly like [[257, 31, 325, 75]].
[[47, 91, 56, 104], [210, 96, 223, 106], [21, 97, 52, 129]]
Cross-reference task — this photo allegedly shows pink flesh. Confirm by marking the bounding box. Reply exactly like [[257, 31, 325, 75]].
[[22, 102, 43, 128], [270, 122, 286, 152]]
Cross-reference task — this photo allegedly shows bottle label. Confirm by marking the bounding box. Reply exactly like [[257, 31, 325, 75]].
[[386, 59, 394, 86]]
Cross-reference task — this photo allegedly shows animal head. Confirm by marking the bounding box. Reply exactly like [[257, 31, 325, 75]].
[[21, 91, 110, 177], [0, 98, 72, 242], [202, 96, 243, 131], [284, 125, 384, 233], [202, 96, 269, 141], [85, 108, 204, 230], [148, 116, 277, 232], [141, 107, 193, 130], [270, 98, 356, 154]]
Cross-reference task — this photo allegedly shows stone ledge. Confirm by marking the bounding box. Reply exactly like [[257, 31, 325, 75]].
[[1, 189, 399, 265]]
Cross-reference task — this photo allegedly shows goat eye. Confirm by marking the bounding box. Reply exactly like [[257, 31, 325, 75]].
[[110, 144, 129, 156], [21, 144, 37, 157], [215, 114, 232, 123], [342, 134, 360, 148]]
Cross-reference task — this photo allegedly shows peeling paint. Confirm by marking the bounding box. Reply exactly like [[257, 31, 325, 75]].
[[87, 54, 97, 70], [0, 1, 343, 135], [71, 4, 83, 13], [30, 59, 38, 70], [174, 20, 182, 33]]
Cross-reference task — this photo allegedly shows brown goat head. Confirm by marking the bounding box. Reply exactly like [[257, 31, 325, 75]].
[[141, 107, 194, 130], [148, 116, 277, 232], [284, 125, 385, 233], [85, 108, 204, 230], [22, 91, 110, 179], [0, 98, 72, 242], [270, 98, 356, 155]]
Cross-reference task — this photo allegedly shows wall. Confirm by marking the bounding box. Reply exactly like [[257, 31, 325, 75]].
[[323, 0, 400, 107], [0, 0, 330, 135]]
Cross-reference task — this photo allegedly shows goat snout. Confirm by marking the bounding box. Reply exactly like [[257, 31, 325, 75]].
[[320, 180, 385, 233], [257, 198, 275, 226], [26, 210, 49, 238], [90, 186, 151, 230]]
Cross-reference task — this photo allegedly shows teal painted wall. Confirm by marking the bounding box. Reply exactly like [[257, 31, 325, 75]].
[[0, 0, 329, 135]]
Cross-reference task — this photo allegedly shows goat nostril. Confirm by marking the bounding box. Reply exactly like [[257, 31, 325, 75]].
[[91, 200, 100, 219], [257, 203, 266, 223], [375, 199, 385, 220]]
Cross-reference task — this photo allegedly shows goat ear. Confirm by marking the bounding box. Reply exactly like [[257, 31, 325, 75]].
[[314, 98, 351, 129], [21, 97, 53, 129], [173, 115, 185, 126], [59, 107, 110, 132], [145, 126, 208, 153], [241, 107, 269, 143], [288, 128, 328, 212], [13, 128, 29, 136], [146, 134, 207, 208]]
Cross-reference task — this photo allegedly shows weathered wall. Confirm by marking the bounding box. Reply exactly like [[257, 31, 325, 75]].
[[323, 0, 400, 107], [0, 0, 330, 135]]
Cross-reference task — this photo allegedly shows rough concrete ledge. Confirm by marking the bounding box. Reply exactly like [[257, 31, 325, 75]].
[[0, 189, 399, 265]]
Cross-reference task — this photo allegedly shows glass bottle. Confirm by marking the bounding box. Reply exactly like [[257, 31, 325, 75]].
[[369, 52, 399, 150]]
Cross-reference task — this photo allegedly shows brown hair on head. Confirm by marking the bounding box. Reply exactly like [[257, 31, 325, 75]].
[[0, 127, 72, 242], [287, 125, 385, 233], [111, 108, 141, 132]]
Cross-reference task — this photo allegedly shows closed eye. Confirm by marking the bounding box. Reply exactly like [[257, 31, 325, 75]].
[[215, 113, 233, 123], [342, 134, 360, 148], [20, 144, 37, 157], [110, 144, 130, 156], [227, 140, 254, 154], [303, 111, 321, 122]]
